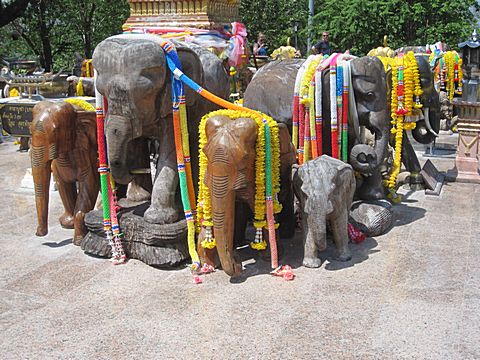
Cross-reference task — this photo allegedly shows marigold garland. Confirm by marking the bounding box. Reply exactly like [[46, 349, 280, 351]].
[[196, 109, 281, 252], [431, 51, 463, 100], [378, 52, 424, 193]]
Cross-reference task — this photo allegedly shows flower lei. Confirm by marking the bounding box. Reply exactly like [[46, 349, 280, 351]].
[[379, 52, 423, 197], [271, 46, 299, 60], [432, 51, 463, 100], [196, 109, 281, 253]]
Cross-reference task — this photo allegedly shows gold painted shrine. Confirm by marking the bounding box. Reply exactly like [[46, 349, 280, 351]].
[[124, 0, 241, 29]]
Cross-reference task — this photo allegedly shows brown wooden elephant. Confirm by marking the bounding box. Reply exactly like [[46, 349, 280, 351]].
[[30, 101, 99, 245], [197, 115, 296, 277]]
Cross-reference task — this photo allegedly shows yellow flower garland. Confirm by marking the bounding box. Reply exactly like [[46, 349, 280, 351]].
[[445, 51, 455, 100], [457, 57, 463, 95], [270, 46, 299, 60], [196, 109, 281, 249], [438, 51, 463, 100], [379, 52, 424, 194]]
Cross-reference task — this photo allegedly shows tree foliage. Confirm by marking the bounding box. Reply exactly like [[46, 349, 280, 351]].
[[0, 0, 129, 71], [0, 0, 478, 72], [240, 0, 309, 54], [0, 0, 31, 27], [313, 0, 480, 55], [240, 0, 479, 56]]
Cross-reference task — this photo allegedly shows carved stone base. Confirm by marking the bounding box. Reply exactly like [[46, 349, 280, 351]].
[[446, 165, 480, 184], [81, 203, 189, 268]]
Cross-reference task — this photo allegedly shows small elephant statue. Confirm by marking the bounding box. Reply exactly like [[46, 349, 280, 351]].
[[30, 101, 99, 244], [293, 155, 355, 268], [198, 114, 296, 277]]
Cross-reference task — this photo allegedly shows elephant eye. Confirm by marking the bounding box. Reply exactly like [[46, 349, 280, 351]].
[[365, 91, 375, 101], [136, 76, 155, 94]]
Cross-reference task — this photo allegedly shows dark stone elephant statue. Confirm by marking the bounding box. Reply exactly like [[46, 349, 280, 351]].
[[30, 101, 99, 244], [92, 34, 230, 225], [197, 115, 296, 277], [243, 56, 391, 201]]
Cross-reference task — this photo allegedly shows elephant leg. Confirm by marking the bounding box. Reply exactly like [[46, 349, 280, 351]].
[[329, 208, 352, 262], [277, 183, 295, 239], [234, 201, 249, 247], [401, 132, 424, 187], [197, 228, 220, 269], [144, 123, 180, 224], [144, 166, 179, 224], [31, 151, 52, 236], [72, 168, 99, 245], [401, 132, 422, 173], [53, 160, 77, 229], [302, 213, 326, 268]]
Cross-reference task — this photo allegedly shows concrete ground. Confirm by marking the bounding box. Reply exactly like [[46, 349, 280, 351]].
[[0, 133, 478, 360]]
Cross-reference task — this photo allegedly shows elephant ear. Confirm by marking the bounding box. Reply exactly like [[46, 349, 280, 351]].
[[159, 45, 204, 119], [385, 66, 392, 105]]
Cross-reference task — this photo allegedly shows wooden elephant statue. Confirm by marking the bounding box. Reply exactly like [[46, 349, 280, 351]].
[[197, 114, 296, 277], [30, 100, 99, 245], [293, 155, 355, 268]]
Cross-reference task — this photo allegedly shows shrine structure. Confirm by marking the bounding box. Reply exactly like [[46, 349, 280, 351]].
[[448, 30, 480, 183], [123, 0, 241, 29]]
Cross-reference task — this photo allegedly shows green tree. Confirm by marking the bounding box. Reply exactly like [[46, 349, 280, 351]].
[[312, 0, 480, 55], [240, 0, 309, 54], [0, 0, 129, 71], [0, 0, 31, 27]]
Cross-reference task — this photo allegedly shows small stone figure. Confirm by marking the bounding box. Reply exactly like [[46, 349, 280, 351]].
[[293, 155, 355, 268]]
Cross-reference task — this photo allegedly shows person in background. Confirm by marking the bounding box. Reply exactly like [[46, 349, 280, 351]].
[[253, 32, 268, 56], [312, 31, 331, 55]]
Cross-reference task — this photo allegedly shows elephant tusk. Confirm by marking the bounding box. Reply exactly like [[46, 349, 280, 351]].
[[423, 107, 439, 137], [129, 168, 151, 174]]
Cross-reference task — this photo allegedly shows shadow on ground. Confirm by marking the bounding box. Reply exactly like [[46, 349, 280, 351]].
[[392, 203, 426, 227], [42, 238, 73, 248], [229, 229, 380, 283]]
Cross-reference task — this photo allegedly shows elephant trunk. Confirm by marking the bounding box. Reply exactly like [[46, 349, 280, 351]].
[[105, 115, 134, 184], [210, 173, 242, 277], [31, 146, 52, 236], [305, 211, 327, 252], [350, 109, 389, 175]]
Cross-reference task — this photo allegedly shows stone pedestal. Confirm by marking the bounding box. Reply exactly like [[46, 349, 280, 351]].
[[82, 203, 190, 268], [123, 0, 240, 30], [447, 100, 480, 183]]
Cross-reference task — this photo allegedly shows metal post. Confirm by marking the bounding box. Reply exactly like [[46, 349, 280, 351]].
[[307, 0, 314, 54]]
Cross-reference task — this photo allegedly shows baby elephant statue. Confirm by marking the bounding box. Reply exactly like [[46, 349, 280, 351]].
[[198, 114, 296, 277], [293, 155, 355, 268], [30, 101, 99, 245]]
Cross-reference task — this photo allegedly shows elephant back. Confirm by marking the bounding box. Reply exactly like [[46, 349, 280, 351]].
[[244, 59, 304, 126]]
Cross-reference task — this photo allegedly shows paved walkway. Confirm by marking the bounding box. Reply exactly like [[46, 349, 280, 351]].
[[0, 135, 478, 359]]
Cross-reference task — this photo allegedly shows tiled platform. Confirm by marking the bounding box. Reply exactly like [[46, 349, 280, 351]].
[[0, 134, 478, 359]]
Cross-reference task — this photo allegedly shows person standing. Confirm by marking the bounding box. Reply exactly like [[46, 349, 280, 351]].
[[311, 32, 331, 55], [253, 32, 268, 56]]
